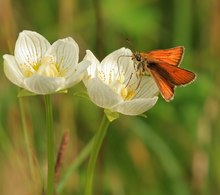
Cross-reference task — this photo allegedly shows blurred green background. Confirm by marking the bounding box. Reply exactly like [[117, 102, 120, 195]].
[[0, 0, 219, 194]]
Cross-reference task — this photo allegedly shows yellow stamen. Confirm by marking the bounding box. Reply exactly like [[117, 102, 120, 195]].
[[37, 56, 59, 77], [19, 63, 35, 77], [121, 87, 136, 100]]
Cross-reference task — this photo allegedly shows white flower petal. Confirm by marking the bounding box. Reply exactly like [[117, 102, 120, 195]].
[[86, 78, 122, 108], [83, 50, 100, 78], [133, 76, 159, 98], [116, 49, 136, 84], [100, 47, 131, 83], [24, 74, 65, 94], [112, 97, 158, 116], [46, 37, 79, 72], [65, 60, 90, 88], [15, 30, 50, 66], [3, 54, 25, 88]]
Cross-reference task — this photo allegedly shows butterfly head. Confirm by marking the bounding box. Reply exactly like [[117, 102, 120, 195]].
[[132, 52, 143, 63]]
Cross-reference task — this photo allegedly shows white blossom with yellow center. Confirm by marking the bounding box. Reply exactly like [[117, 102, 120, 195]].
[[3, 30, 90, 94], [83, 48, 159, 116]]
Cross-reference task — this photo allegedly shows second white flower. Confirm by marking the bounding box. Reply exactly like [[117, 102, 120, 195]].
[[83, 48, 159, 116]]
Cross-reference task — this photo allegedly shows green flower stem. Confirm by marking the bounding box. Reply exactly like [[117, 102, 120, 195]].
[[57, 136, 95, 194], [18, 96, 34, 180], [45, 95, 55, 195], [85, 114, 110, 195]]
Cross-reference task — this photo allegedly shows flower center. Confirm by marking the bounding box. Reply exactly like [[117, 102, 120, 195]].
[[98, 69, 136, 100], [19, 62, 36, 77], [121, 86, 136, 100], [37, 56, 59, 77], [19, 56, 60, 77]]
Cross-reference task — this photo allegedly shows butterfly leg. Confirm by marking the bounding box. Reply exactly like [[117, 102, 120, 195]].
[[143, 61, 151, 77], [136, 76, 142, 89], [125, 72, 133, 88]]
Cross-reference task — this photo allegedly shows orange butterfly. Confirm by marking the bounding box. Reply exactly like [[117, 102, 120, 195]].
[[132, 46, 196, 101]]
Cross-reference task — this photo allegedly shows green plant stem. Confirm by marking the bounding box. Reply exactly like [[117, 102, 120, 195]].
[[45, 95, 55, 195], [18, 96, 35, 181], [57, 136, 95, 194], [85, 114, 110, 195]]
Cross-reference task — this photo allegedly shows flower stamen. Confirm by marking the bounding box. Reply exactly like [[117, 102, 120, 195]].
[[37, 56, 59, 77], [121, 86, 136, 100], [19, 62, 36, 77]]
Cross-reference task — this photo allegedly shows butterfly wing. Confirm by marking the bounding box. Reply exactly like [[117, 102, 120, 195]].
[[148, 67, 175, 101], [147, 62, 196, 101], [152, 62, 196, 86], [141, 46, 184, 66]]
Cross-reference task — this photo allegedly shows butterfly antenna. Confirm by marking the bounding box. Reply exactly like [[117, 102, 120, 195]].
[[125, 38, 134, 49], [117, 54, 132, 80], [117, 55, 123, 78]]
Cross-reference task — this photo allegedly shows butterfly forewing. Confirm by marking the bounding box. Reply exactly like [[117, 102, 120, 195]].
[[141, 46, 184, 66]]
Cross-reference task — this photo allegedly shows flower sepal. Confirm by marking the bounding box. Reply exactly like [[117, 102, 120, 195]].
[[17, 88, 68, 97], [73, 90, 90, 100], [139, 113, 148, 118], [17, 89, 37, 97], [104, 109, 119, 122]]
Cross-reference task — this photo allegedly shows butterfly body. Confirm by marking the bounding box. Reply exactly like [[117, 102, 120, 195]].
[[132, 46, 196, 101]]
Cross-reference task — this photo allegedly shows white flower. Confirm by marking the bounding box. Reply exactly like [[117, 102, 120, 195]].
[[83, 48, 159, 116], [3, 30, 90, 94]]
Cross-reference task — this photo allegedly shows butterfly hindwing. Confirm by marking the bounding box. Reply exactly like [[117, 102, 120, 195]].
[[146, 62, 196, 101], [152, 62, 196, 86], [147, 65, 175, 101]]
